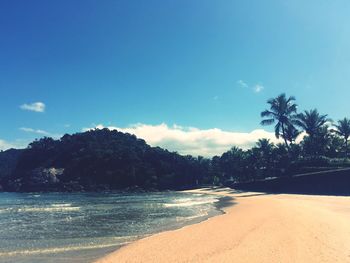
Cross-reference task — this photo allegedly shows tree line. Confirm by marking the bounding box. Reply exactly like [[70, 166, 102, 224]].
[[0, 93, 349, 192], [211, 93, 350, 184]]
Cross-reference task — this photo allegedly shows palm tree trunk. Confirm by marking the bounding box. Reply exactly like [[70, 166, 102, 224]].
[[281, 123, 289, 149], [345, 139, 348, 158]]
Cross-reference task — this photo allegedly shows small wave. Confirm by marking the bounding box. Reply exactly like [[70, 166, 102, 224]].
[[164, 199, 217, 208], [51, 203, 72, 207], [1, 206, 80, 213], [0, 208, 11, 214], [0, 242, 129, 257], [172, 198, 193, 203], [17, 206, 80, 212], [176, 212, 209, 222]]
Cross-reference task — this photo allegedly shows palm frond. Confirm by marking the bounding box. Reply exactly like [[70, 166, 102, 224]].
[[286, 95, 296, 103], [260, 110, 274, 118], [261, 119, 275, 126], [274, 122, 281, 138]]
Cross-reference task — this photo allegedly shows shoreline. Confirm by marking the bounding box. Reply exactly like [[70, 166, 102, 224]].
[[96, 188, 350, 263], [91, 191, 235, 262], [0, 190, 228, 263]]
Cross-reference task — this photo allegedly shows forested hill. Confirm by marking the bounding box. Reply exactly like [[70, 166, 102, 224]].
[[1, 121, 350, 193], [2, 94, 350, 193], [0, 129, 207, 192]]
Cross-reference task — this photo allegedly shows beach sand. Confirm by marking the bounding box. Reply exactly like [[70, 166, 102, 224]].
[[96, 188, 350, 263]]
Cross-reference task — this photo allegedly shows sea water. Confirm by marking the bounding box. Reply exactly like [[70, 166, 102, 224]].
[[0, 191, 223, 263]]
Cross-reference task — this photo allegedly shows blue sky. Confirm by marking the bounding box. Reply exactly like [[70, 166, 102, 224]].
[[1, 0, 350, 155]]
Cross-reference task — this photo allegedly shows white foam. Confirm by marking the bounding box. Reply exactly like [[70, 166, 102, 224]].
[[0, 242, 129, 257], [164, 198, 217, 208], [175, 211, 209, 222], [51, 203, 72, 207], [0, 208, 11, 214], [17, 206, 80, 212]]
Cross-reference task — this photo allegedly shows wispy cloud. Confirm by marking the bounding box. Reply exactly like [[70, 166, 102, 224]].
[[237, 80, 265, 93], [83, 123, 283, 157], [253, 84, 264, 93], [237, 80, 248, 88], [19, 127, 61, 138], [20, 102, 46, 112], [20, 127, 50, 135]]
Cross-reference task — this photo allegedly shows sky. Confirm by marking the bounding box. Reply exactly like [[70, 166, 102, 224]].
[[1, 0, 350, 156]]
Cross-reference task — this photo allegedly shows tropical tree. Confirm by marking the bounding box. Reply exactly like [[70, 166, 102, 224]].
[[295, 109, 331, 139], [260, 93, 298, 148], [284, 125, 301, 145], [219, 147, 246, 182], [301, 125, 331, 156], [253, 139, 275, 177], [294, 109, 331, 156], [333, 118, 350, 157], [255, 139, 274, 156], [326, 134, 345, 158]]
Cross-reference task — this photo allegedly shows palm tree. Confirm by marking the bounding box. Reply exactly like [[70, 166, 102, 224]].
[[253, 139, 275, 178], [220, 147, 246, 182], [333, 118, 350, 157], [284, 125, 301, 145], [261, 93, 298, 148], [255, 139, 274, 154], [294, 109, 331, 139]]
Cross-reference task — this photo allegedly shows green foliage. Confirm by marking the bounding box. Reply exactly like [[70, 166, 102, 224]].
[[8, 129, 211, 191], [260, 93, 298, 147], [301, 125, 331, 156], [294, 109, 330, 138], [1, 94, 350, 192], [0, 149, 24, 179], [333, 118, 350, 157]]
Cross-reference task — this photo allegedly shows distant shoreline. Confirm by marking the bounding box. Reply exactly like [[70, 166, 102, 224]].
[[96, 188, 350, 263]]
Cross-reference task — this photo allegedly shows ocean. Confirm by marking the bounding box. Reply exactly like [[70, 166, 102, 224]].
[[0, 191, 224, 263]]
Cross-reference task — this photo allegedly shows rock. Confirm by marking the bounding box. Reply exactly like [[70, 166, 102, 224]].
[[31, 167, 64, 184], [6, 167, 65, 192]]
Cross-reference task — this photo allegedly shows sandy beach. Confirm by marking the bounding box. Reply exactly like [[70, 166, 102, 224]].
[[96, 188, 350, 263]]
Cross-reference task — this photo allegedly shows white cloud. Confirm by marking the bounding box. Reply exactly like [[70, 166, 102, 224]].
[[0, 139, 28, 151], [83, 123, 283, 157], [237, 80, 248, 88], [254, 84, 264, 93], [19, 127, 61, 138], [20, 127, 49, 135], [295, 131, 307, 144], [20, 102, 46, 112], [0, 139, 16, 151]]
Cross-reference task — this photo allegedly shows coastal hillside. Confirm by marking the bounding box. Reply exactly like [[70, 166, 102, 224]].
[[2, 94, 350, 193], [0, 148, 23, 180], [0, 129, 205, 192], [1, 126, 350, 193]]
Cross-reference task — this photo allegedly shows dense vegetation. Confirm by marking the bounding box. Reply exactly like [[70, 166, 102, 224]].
[[0, 129, 206, 191], [1, 93, 349, 192], [216, 94, 350, 184]]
